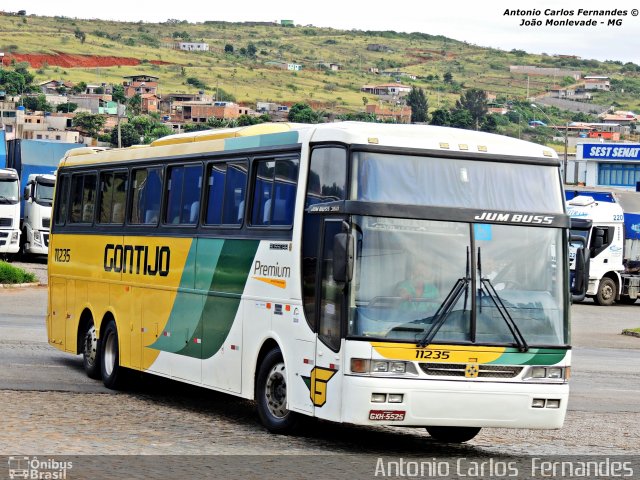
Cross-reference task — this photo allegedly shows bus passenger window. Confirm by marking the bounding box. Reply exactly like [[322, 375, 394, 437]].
[[54, 175, 70, 226], [98, 171, 127, 224], [251, 158, 299, 227], [69, 173, 96, 224], [165, 164, 202, 225], [222, 162, 248, 225], [205, 163, 226, 225], [130, 167, 163, 225]]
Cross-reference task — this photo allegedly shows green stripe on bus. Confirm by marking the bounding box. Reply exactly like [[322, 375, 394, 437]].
[[224, 131, 299, 151], [488, 348, 567, 366], [177, 239, 260, 359]]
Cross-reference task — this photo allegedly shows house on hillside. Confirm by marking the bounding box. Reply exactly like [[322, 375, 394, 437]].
[[123, 75, 159, 97], [361, 84, 412, 97], [171, 101, 255, 123], [178, 42, 209, 52], [584, 76, 610, 91], [365, 104, 411, 123], [39, 80, 75, 95]]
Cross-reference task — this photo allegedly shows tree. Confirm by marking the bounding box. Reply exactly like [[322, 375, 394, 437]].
[[111, 84, 126, 104], [429, 108, 451, 126], [246, 43, 257, 57], [74, 27, 86, 43], [73, 112, 107, 138], [110, 122, 140, 147], [56, 102, 78, 113], [480, 114, 498, 133], [405, 86, 429, 123], [224, 44, 234, 54], [455, 88, 488, 129], [287, 103, 323, 123], [20, 94, 52, 112], [449, 109, 473, 129], [443, 72, 453, 83], [127, 94, 142, 116], [72, 81, 87, 94]]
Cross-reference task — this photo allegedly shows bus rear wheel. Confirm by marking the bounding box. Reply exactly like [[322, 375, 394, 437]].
[[82, 321, 101, 379], [426, 426, 481, 443], [100, 319, 124, 389], [256, 348, 299, 433], [594, 278, 616, 306]]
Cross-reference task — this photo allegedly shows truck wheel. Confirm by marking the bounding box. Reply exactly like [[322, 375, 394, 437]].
[[594, 278, 616, 306], [426, 426, 481, 443], [100, 319, 125, 389], [255, 348, 299, 433], [82, 321, 101, 379]]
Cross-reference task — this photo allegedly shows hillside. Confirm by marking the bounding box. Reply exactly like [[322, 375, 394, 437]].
[[1, 13, 639, 113]]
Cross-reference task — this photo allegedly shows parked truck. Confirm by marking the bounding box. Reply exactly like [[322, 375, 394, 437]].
[[3, 139, 85, 256], [0, 168, 21, 258], [566, 190, 640, 305]]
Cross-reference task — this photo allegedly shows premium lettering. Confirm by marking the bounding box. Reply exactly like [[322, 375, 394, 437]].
[[104, 244, 170, 277], [253, 261, 291, 278]]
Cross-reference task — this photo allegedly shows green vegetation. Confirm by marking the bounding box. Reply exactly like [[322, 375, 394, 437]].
[[0, 262, 37, 284]]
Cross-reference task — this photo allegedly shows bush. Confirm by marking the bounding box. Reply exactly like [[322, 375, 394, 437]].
[[0, 262, 37, 284]]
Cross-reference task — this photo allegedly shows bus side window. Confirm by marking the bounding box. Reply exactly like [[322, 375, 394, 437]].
[[54, 175, 70, 226], [130, 167, 163, 225], [305, 147, 347, 208], [165, 164, 202, 225], [69, 173, 96, 224], [251, 158, 299, 227]]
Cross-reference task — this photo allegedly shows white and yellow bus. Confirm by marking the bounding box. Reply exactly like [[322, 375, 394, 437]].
[[48, 122, 573, 443]]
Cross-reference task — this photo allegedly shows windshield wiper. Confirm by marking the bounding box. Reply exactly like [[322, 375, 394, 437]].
[[478, 248, 529, 352], [0, 195, 11, 204], [417, 247, 471, 348]]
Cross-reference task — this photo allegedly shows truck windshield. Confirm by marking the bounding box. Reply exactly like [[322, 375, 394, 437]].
[[347, 216, 567, 347], [35, 181, 55, 205], [0, 180, 19, 204]]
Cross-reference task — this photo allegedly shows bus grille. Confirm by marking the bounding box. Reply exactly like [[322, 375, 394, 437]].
[[42, 218, 51, 229], [419, 363, 523, 378], [0, 218, 12, 227]]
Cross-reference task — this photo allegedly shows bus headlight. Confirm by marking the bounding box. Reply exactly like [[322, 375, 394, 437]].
[[350, 358, 418, 376], [33, 230, 42, 245], [524, 366, 569, 382], [11, 232, 19, 243]]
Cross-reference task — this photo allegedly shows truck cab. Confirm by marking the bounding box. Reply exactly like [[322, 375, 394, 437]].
[[567, 195, 625, 305], [0, 168, 21, 258], [22, 173, 55, 256]]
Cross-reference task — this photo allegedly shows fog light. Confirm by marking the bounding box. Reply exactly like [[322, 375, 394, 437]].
[[547, 368, 563, 379], [532, 398, 545, 408], [531, 367, 546, 378], [546, 399, 561, 409], [389, 362, 406, 374], [371, 393, 386, 403], [372, 361, 388, 373], [388, 394, 404, 403]]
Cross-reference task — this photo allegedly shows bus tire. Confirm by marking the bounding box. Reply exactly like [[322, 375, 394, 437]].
[[594, 278, 616, 306], [255, 348, 299, 434], [426, 426, 481, 443], [82, 320, 101, 379], [100, 319, 124, 389]]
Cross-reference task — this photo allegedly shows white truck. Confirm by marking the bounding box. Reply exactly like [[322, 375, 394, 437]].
[[567, 194, 640, 305], [0, 168, 22, 258], [21, 173, 55, 256]]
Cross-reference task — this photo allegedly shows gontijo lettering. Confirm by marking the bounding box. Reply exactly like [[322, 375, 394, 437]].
[[104, 244, 170, 276]]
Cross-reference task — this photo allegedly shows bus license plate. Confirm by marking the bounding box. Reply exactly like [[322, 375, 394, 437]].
[[369, 410, 405, 421]]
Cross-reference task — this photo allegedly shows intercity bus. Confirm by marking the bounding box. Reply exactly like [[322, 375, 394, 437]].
[[47, 122, 573, 443]]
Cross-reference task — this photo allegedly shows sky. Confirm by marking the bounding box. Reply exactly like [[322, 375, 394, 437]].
[[16, 0, 640, 65]]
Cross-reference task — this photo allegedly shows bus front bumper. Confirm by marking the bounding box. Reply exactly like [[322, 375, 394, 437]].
[[341, 375, 568, 429]]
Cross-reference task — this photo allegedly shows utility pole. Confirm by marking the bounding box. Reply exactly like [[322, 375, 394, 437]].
[[564, 122, 569, 184], [117, 101, 122, 148]]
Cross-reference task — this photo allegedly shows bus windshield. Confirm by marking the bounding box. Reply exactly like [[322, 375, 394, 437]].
[[348, 216, 566, 346], [35, 180, 55, 205], [352, 152, 564, 213]]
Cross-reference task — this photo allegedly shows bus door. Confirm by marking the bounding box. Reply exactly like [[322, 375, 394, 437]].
[[312, 219, 346, 422]]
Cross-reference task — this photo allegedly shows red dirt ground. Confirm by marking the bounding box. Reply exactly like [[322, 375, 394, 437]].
[[7, 52, 170, 68]]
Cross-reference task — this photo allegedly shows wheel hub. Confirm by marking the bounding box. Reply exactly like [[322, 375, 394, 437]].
[[265, 363, 288, 418]]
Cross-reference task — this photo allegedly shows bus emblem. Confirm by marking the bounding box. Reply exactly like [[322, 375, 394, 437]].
[[465, 364, 479, 378], [302, 367, 337, 407]]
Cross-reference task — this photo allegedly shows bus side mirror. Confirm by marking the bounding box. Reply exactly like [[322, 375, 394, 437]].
[[570, 235, 590, 303], [333, 232, 354, 282]]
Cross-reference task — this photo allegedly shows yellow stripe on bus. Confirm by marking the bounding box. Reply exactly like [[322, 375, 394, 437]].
[[371, 342, 506, 363]]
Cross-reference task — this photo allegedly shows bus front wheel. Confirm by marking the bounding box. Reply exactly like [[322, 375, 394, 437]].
[[426, 426, 481, 443], [256, 348, 299, 433], [100, 319, 124, 389], [82, 321, 101, 379]]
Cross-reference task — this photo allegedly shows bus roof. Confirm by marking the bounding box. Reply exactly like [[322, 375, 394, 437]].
[[59, 122, 558, 168]]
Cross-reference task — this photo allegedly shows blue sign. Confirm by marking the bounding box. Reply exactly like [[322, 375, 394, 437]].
[[474, 223, 493, 241], [582, 144, 640, 161]]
